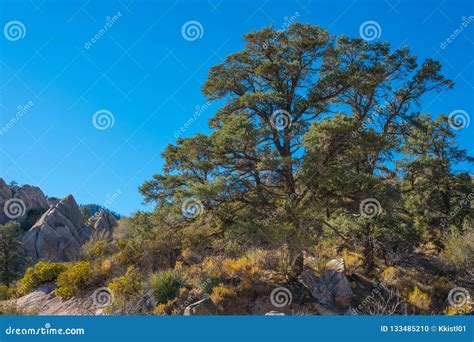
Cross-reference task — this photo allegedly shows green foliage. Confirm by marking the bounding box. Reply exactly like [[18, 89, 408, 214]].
[[55, 261, 94, 298], [136, 23, 463, 275], [200, 276, 224, 294], [79, 204, 120, 220], [115, 210, 181, 272], [150, 269, 184, 304], [108, 266, 143, 308], [84, 237, 114, 260], [16, 261, 66, 296], [86, 240, 111, 259], [0, 221, 28, 285], [0, 284, 15, 300], [400, 114, 472, 242]]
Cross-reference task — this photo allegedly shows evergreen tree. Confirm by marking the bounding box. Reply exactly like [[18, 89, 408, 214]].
[[0, 221, 27, 285], [139, 23, 464, 273]]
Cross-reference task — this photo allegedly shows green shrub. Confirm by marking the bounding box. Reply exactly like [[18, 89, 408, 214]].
[[84, 239, 113, 260], [16, 261, 66, 296], [108, 266, 143, 308], [55, 261, 94, 298], [200, 276, 224, 294], [150, 269, 184, 304], [0, 284, 15, 300]]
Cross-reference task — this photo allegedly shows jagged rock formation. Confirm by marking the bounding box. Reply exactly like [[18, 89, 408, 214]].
[[0, 178, 120, 263], [22, 195, 92, 262], [88, 210, 118, 235], [0, 178, 49, 226], [46, 197, 61, 207]]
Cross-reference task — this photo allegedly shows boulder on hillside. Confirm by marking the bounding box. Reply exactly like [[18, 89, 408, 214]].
[[88, 210, 118, 235], [22, 195, 92, 262], [0, 178, 49, 226], [298, 258, 354, 315], [323, 259, 353, 310]]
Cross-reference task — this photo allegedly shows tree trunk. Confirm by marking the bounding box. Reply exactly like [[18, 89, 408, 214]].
[[363, 223, 375, 275]]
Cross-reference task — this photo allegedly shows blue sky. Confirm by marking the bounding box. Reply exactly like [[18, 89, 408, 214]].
[[0, 0, 473, 216]]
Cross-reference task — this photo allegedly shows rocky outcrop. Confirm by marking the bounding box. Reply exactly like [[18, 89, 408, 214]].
[[0, 179, 12, 207], [88, 210, 117, 235], [183, 298, 219, 315], [299, 258, 354, 315], [46, 197, 61, 207], [22, 195, 92, 262], [323, 259, 353, 309], [0, 178, 49, 226], [12, 285, 101, 315]]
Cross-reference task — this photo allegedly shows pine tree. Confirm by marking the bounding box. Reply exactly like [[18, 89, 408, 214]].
[[0, 221, 28, 285]]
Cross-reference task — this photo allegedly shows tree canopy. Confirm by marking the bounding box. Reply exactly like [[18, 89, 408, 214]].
[[139, 23, 471, 273]]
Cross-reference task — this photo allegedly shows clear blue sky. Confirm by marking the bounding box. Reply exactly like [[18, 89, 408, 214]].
[[1, 0, 473, 216]]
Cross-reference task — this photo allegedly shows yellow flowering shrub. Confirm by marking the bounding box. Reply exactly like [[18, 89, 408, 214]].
[[55, 261, 94, 298], [406, 286, 431, 310], [108, 266, 143, 307], [210, 284, 237, 305], [16, 262, 67, 296], [381, 266, 398, 284]]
